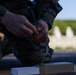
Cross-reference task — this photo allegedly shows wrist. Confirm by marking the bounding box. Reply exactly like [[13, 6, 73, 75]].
[[1, 10, 11, 25], [0, 6, 7, 23]]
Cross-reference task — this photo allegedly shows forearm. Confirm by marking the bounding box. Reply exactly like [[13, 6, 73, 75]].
[[35, 0, 62, 30], [0, 5, 7, 23]]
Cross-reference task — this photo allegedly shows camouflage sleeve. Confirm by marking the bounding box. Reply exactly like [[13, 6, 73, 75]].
[[35, 0, 62, 30], [0, 5, 7, 22]]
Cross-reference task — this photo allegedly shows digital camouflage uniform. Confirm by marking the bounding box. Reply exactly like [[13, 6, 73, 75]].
[[0, 0, 62, 66]]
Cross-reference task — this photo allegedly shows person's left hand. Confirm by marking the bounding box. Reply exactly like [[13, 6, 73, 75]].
[[32, 20, 48, 42]]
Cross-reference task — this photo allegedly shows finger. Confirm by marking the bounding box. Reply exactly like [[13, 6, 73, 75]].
[[21, 25, 33, 35], [24, 22, 39, 34]]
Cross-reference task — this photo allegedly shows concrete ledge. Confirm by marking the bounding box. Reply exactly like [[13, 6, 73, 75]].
[[40, 62, 74, 74], [11, 62, 74, 75], [12, 66, 39, 75]]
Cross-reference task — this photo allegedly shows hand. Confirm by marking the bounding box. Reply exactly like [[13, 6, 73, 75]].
[[1, 11, 39, 36], [32, 20, 48, 42]]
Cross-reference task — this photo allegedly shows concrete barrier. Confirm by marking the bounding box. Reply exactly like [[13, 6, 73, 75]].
[[49, 35, 76, 49], [11, 62, 74, 75]]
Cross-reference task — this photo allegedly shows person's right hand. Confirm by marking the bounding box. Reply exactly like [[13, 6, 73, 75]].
[[1, 11, 39, 36]]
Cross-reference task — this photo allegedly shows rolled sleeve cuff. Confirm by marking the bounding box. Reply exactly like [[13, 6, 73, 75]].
[[40, 3, 62, 30]]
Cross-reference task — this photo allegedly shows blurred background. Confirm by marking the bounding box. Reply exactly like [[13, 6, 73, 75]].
[[48, 0, 76, 52], [0, 0, 76, 74]]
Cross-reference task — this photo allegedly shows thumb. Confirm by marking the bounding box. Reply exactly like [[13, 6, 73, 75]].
[[37, 20, 44, 31]]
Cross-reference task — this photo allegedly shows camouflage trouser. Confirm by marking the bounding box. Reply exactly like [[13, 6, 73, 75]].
[[0, 3, 54, 66], [11, 36, 53, 66], [0, 25, 53, 66]]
